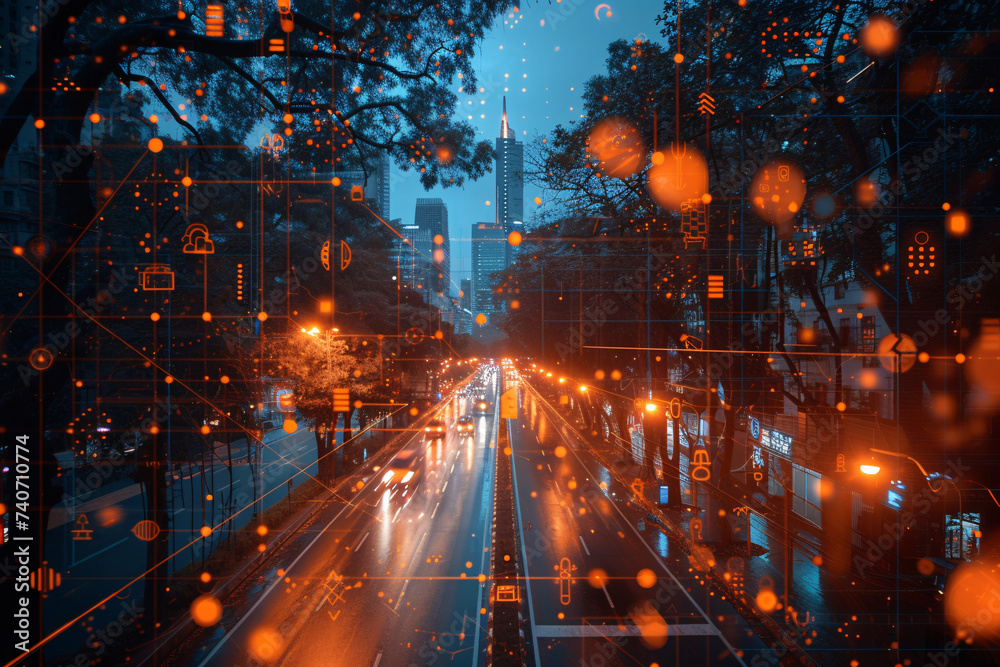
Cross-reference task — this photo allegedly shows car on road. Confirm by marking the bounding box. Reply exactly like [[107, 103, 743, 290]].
[[424, 418, 445, 442], [455, 415, 474, 434], [473, 396, 491, 414], [382, 445, 420, 487]]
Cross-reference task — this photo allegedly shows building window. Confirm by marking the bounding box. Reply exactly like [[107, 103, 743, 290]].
[[839, 317, 853, 351], [861, 315, 876, 353], [792, 464, 822, 527], [834, 282, 847, 300]]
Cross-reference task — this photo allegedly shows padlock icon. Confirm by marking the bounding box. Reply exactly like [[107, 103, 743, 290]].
[[778, 165, 790, 182]]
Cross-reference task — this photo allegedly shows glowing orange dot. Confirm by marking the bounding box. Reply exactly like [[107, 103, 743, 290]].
[[148, 137, 164, 153], [190, 595, 223, 627], [956, 353, 966, 364], [164, 375, 174, 384], [283, 113, 293, 124], [508, 230, 522, 246], [836, 55, 845, 63], [200, 425, 210, 435], [836, 95, 845, 103], [673, 53, 684, 64], [554, 446, 567, 458], [836, 401, 846, 412], [475, 313, 487, 325], [918, 352, 930, 363], [757, 589, 778, 612], [200, 572, 211, 583], [941, 202, 951, 211], [150, 312, 160, 322], [200, 525, 212, 537], [34, 119, 45, 129], [220, 375, 230, 384], [257, 524, 268, 536], [89, 113, 100, 123], [202, 311, 212, 322], [257, 312, 268, 321]]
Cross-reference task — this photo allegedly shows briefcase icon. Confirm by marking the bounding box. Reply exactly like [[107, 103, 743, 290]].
[[140, 265, 175, 291]]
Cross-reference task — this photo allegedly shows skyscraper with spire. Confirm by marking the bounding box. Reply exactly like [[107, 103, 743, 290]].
[[495, 96, 524, 267]]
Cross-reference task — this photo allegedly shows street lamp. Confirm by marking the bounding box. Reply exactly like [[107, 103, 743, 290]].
[[862, 448, 966, 558]]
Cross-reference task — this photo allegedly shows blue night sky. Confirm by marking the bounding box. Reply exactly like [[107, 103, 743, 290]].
[[390, 1, 665, 291]]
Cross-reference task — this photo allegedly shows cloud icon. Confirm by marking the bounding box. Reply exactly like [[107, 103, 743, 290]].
[[182, 223, 215, 254]]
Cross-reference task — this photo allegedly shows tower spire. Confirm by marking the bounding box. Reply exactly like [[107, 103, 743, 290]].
[[501, 96, 509, 139]]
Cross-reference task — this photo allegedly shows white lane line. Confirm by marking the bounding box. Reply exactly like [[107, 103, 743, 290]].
[[414, 531, 428, 556], [442, 480, 449, 493], [431, 502, 440, 519], [195, 492, 368, 665], [601, 583, 615, 609], [393, 580, 409, 611], [562, 430, 749, 666], [509, 418, 542, 667], [578, 536, 590, 556], [546, 463, 552, 473], [392, 506, 403, 523], [451, 462, 456, 474], [372, 650, 383, 666], [533, 623, 719, 637], [354, 531, 370, 552], [472, 409, 500, 667]]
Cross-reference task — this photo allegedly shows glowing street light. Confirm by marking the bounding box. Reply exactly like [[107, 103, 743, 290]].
[[645, 402, 658, 413], [860, 463, 881, 475]]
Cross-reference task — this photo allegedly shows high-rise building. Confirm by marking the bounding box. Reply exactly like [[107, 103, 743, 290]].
[[335, 152, 391, 219], [414, 198, 450, 297], [459, 279, 472, 311], [496, 97, 523, 267], [471, 222, 506, 322]]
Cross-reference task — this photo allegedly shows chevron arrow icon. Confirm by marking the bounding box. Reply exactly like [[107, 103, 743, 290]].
[[698, 92, 716, 115]]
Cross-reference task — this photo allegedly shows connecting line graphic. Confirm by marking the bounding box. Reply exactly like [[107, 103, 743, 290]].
[[0, 152, 148, 336], [11, 235, 409, 505], [0, 268, 417, 665]]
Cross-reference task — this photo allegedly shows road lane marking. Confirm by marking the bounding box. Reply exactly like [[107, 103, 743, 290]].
[[392, 506, 403, 523], [601, 583, 615, 609], [546, 463, 552, 473], [431, 502, 440, 519], [555, 418, 749, 666], [372, 650, 383, 666], [533, 623, 719, 637], [393, 580, 409, 611], [354, 531, 370, 552], [508, 418, 542, 667], [578, 536, 590, 556], [327, 609, 340, 623], [442, 480, 449, 493]]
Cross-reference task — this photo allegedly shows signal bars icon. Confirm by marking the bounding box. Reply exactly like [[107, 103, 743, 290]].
[[30, 563, 61, 593], [205, 4, 224, 37], [708, 274, 724, 299]]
